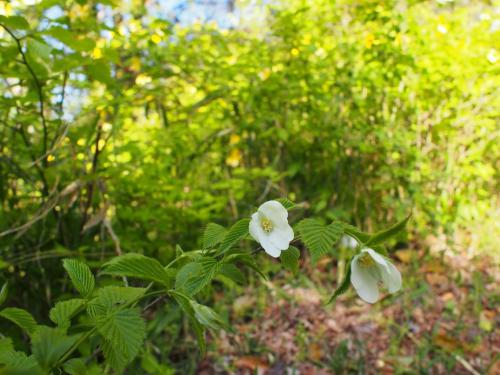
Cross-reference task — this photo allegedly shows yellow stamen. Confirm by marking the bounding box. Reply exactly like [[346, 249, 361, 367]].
[[358, 253, 375, 268], [261, 218, 273, 233]]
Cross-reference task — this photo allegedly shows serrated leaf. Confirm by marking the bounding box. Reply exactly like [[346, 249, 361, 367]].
[[49, 299, 85, 329], [276, 197, 295, 210], [217, 218, 250, 255], [86, 286, 146, 319], [190, 301, 228, 331], [63, 259, 95, 298], [62, 358, 87, 375], [0, 307, 37, 335], [170, 291, 206, 357], [280, 246, 300, 274], [0, 342, 40, 373], [202, 223, 227, 249], [96, 286, 146, 307], [218, 263, 245, 284], [175, 257, 221, 296], [298, 219, 343, 264], [101, 253, 172, 287], [31, 326, 79, 370], [325, 258, 352, 305], [175, 262, 202, 291], [0, 281, 8, 306], [366, 213, 412, 246], [97, 308, 146, 372]]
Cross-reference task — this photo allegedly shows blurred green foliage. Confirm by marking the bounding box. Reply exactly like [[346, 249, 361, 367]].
[[0, 0, 498, 372]]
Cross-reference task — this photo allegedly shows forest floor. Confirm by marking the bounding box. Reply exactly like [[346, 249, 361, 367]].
[[199, 241, 500, 374]]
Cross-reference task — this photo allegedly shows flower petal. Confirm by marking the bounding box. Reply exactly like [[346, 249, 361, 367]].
[[258, 200, 288, 223], [364, 248, 388, 267], [259, 235, 282, 257], [350, 255, 380, 303], [249, 210, 282, 257], [249, 212, 263, 242], [269, 224, 294, 250], [381, 261, 402, 294]]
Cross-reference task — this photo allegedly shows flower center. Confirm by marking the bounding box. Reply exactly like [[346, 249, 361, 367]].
[[261, 218, 273, 233], [358, 253, 375, 268]]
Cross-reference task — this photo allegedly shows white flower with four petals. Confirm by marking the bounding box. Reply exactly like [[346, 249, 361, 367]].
[[350, 248, 402, 303], [249, 200, 294, 258]]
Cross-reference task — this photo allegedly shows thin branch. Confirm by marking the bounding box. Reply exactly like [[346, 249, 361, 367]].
[[79, 115, 101, 234], [0, 23, 49, 164]]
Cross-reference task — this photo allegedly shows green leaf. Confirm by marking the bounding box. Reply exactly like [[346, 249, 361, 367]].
[[202, 223, 227, 249], [0, 281, 8, 306], [49, 299, 85, 329], [341, 223, 371, 244], [170, 291, 206, 356], [0, 337, 14, 353], [44, 26, 95, 52], [218, 218, 250, 255], [62, 358, 87, 375], [175, 244, 184, 257], [95, 286, 146, 307], [298, 219, 343, 264], [276, 197, 295, 210], [366, 213, 412, 246], [175, 257, 221, 295], [0, 307, 37, 335], [31, 326, 79, 370], [190, 301, 228, 331], [223, 252, 267, 279], [218, 263, 245, 284], [0, 15, 30, 30], [27, 38, 52, 61], [87, 286, 146, 318], [280, 245, 300, 274], [97, 308, 146, 372], [87, 60, 113, 86], [325, 258, 352, 305], [102, 253, 173, 287], [371, 244, 388, 256], [0, 338, 40, 374], [62, 259, 95, 298], [175, 262, 202, 291]]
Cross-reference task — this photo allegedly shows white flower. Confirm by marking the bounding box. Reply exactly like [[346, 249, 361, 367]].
[[350, 248, 402, 304], [249, 200, 294, 258]]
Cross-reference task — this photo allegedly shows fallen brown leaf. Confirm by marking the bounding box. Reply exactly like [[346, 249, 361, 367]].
[[234, 356, 269, 373]]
